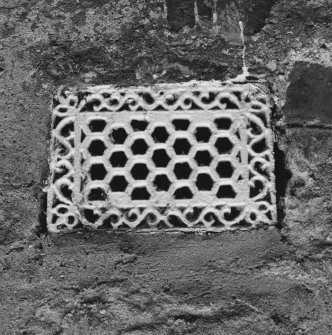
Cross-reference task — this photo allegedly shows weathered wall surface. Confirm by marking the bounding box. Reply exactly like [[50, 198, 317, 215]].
[[0, 0, 331, 334]]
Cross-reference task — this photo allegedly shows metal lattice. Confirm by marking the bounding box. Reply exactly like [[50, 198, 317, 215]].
[[47, 81, 276, 232]]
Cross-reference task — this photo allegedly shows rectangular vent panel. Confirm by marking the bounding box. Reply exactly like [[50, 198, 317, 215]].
[[47, 81, 276, 232]]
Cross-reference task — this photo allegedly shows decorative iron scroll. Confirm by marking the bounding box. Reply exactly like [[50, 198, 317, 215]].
[[47, 81, 276, 232]]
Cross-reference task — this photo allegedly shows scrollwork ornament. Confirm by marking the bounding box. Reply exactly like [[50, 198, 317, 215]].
[[47, 81, 276, 232]]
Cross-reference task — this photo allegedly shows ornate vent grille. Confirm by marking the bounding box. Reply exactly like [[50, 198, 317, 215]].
[[47, 81, 276, 232]]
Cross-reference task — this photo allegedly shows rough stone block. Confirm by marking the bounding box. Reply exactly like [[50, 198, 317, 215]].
[[284, 128, 332, 246], [167, 0, 196, 31], [284, 62, 332, 125]]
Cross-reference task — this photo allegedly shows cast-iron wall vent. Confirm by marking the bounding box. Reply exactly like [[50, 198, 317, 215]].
[[47, 81, 276, 232]]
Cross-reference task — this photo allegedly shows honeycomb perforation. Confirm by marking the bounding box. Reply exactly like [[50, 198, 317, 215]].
[[48, 81, 276, 232]]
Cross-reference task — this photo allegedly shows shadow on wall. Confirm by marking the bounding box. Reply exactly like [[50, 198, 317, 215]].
[[274, 143, 292, 229]]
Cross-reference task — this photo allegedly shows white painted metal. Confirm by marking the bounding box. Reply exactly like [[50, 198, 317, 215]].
[[47, 81, 276, 232]]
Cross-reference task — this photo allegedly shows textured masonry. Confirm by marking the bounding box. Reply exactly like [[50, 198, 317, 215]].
[[47, 81, 276, 232]]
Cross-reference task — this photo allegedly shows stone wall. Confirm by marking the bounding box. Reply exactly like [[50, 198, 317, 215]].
[[0, 0, 331, 334]]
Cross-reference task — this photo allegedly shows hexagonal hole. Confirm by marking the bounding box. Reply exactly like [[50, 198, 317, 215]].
[[110, 175, 128, 192], [153, 174, 171, 191], [172, 119, 190, 130], [174, 187, 193, 199], [131, 163, 150, 180], [194, 150, 213, 166], [131, 139, 149, 155], [89, 119, 107, 132], [217, 185, 236, 198], [173, 138, 191, 155], [194, 127, 212, 142], [88, 139, 106, 156], [174, 162, 192, 179], [152, 126, 169, 143], [90, 163, 107, 180], [216, 161, 235, 178], [214, 117, 232, 130], [196, 173, 214, 191], [215, 137, 233, 154], [131, 119, 148, 131], [88, 187, 107, 201], [109, 128, 128, 144], [131, 187, 151, 200], [109, 151, 128, 167], [152, 149, 171, 167]]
